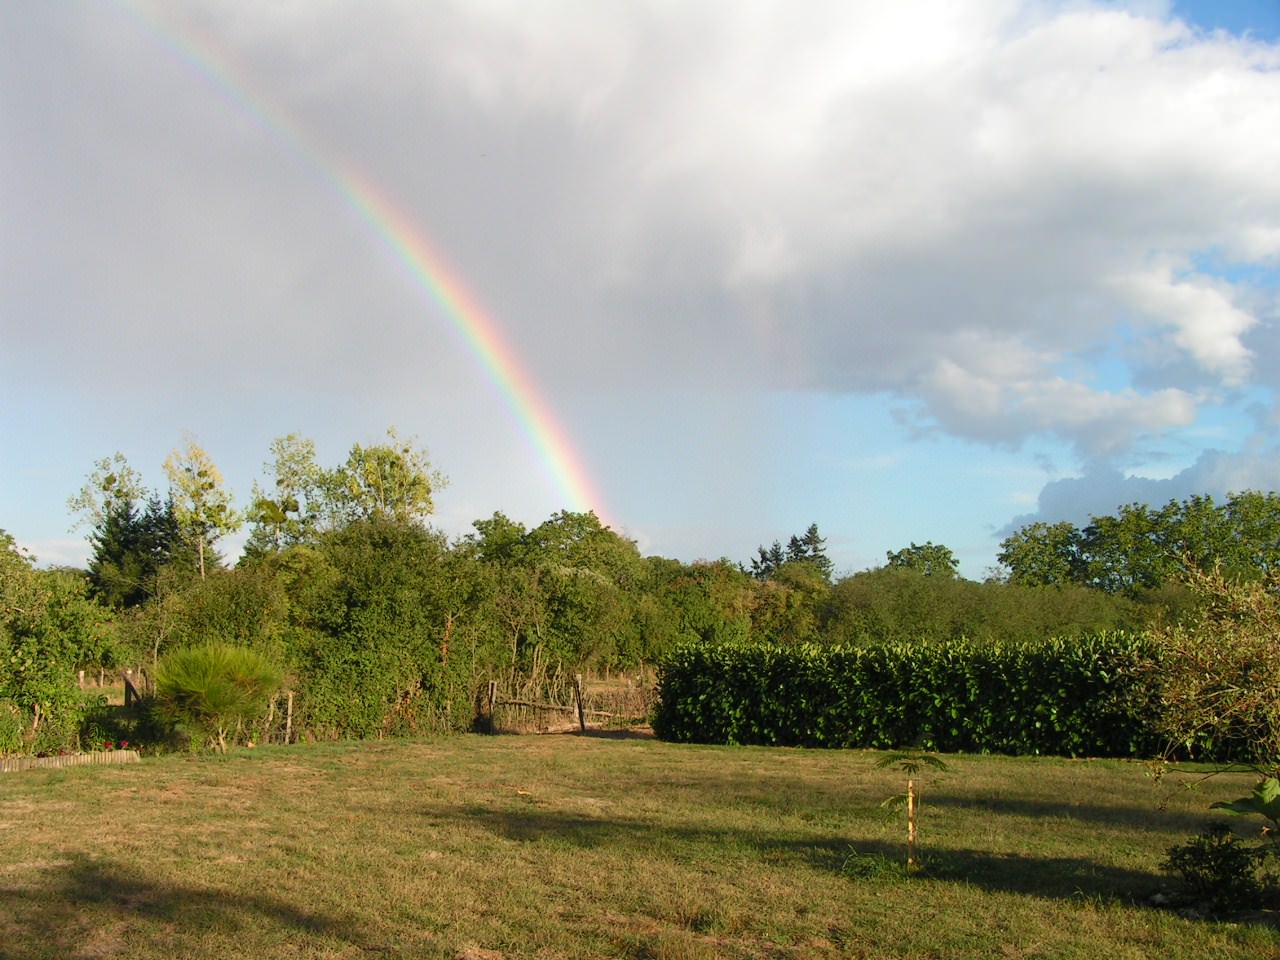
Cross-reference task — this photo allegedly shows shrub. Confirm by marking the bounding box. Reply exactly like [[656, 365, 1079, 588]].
[[1164, 824, 1278, 915], [153, 643, 283, 752], [1140, 565, 1280, 769], [653, 634, 1162, 756], [0, 699, 22, 755]]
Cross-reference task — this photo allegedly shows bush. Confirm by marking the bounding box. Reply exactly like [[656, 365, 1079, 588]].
[[154, 643, 283, 752], [0, 699, 22, 755], [653, 634, 1162, 756], [1164, 824, 1279, 916], [1141, 566, 1280, 768]]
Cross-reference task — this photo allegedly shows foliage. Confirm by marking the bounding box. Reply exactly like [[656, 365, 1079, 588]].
[[86, 495, 193, 609], [242, 433, 327, 555], [999, 491, 1280, 593], [749, 523, 832, 581], [1211, 777, 1280, 832], [0, 532, 110, 753], [153, 642, 283, 752], [885, 541, 959, 578], [329, 428, 444, 528], [875, 750, 950, 777], [66, 452, 147, 533], [0, 699, 23, 754], [164, 433, 241, 579], [1139, 565, 1280, 767], [818, 567, 1148, 647], [1164, 824, 1278, 915], [278, 519, 474, 738], [652, 635, 1162, 756]]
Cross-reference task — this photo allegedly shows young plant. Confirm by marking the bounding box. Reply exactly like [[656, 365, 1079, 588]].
[[876, 750, 949, 870]]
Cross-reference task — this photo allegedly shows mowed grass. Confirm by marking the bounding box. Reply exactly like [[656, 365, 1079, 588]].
[[1, 733, 1276, 960]]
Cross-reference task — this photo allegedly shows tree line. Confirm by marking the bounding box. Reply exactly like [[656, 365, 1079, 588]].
[[3, 426, 1279, 752]]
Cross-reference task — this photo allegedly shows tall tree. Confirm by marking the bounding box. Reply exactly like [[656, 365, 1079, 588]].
[[67, 452, 146, 533], [751, 523, 831, 580], [997, 521, 1085, 586], [885, 541, 959, 578], [329, 428, 445, 528], [244, 433, 327, 555], [87, 494, 188, 608], [164, 433, 241, 579]]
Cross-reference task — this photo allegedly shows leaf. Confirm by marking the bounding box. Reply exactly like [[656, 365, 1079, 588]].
[[1210, 777, 1280, 826]]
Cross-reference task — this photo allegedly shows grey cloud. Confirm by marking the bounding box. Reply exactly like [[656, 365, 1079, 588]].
[[5, 1, 1279, 485]]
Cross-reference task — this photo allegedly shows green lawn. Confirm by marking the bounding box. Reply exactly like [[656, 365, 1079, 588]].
[[1, 733, 1276, 959]]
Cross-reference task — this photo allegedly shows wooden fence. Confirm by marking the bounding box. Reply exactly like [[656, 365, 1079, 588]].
[[1, 750, 141, 774]]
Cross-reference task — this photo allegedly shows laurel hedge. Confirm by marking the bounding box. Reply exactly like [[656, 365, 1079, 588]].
[[651, 634, 1165, 757]]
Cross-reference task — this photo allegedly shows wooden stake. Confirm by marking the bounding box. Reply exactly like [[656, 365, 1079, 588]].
[[487, 680, 498, 734], [284, 691, 294, 745], [573, 674, 587, 732], [906, 778, 918, 870]]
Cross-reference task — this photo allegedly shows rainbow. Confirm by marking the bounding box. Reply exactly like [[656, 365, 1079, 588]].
[[117, 0, 612, 527]]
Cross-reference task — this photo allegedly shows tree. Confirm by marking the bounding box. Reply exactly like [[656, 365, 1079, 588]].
[[885, 542, 959, 579], [164, 433, 241, 579], [67, 453, 146, 533], [0, 531, 109, 751], [329, 428, 444, 528], [86, 495, 189, 609], [997, 521, 1085, 586], [154, 643, 283, 753], [750, 523, 832, 580], [1141, 565, 1280, 770], [243, 433, 327, 556]]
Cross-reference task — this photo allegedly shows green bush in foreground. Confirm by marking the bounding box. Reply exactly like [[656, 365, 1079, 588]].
[[653, 634, 1162, 757], [154, 643, 283, 753]]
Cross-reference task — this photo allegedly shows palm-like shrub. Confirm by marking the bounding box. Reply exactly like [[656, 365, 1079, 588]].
[[154, 643, 283, 753]]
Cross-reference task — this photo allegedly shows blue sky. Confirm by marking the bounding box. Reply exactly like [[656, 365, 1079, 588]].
[[3, 0, 1279, 579]]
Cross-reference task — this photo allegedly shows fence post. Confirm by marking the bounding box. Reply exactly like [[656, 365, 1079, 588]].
[[123, 670, 140, 708], [573, 674, 587, 733], [285, 691, 294, 745], [487, 680, 498, 734]]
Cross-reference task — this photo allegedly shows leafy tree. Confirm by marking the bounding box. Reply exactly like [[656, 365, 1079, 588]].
[[329, 428, 444, 528], [243, 433, 327, 556], [1140, 564, 1280, 769], [467, 512, 530, 565], [885, 541, 959, 578], [0, 532, 109, 751], [164, 433, 241, 579], [1001, 492, 1280, 595], [997, 521, 1085, 586], [67, 453, 147, 531], [749, 560, 827, 645], [653, 558, 755, 647]]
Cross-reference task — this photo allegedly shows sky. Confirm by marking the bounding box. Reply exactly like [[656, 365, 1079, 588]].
[[3, 0, 1280, 580]]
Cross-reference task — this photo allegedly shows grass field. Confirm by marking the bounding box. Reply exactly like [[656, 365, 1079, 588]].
[[1, 732, 1277, 959]]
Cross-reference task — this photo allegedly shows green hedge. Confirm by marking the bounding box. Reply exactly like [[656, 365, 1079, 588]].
[[652, 634, 1164, 757]]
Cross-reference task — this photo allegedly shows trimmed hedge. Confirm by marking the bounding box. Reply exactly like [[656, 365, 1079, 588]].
[[652, 634, 1164, 757]]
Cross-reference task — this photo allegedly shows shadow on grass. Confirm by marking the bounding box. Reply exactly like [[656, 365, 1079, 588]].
[[425, 801, 1174, 906], [0, 854, 389, 960], [928, 793, 1228, 834]]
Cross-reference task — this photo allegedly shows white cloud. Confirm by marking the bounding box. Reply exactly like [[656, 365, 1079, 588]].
[[3, 1, 1280, 569], [1114, 267, 1257, 384]]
